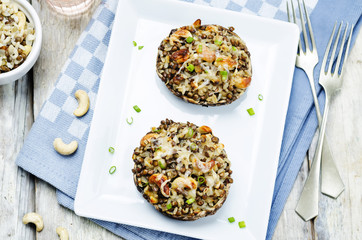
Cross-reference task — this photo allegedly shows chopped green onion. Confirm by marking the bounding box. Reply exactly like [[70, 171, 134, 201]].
[[108, 147, 115, 154], [138, 46, 144, 50], [155, 146, 162, 152], [197, 176, 205, 184], [109, 166, 116, 174], [205, 70, 208, 73], [220, 71, 228, 81], [216, 58, 223, 62], [247, 108, 255, 116], [187, 64, 195, 72], [186, 127, 194, 138], [190, 142, 197, 151], [232, 46, 237, 51], [133, 41, 137, 47], [238, 221, 246, 228], [198, 45, 203, 53], [214, 39, 222, 45], [133, 105, 141, 113], [258, 94, 263, 101], [158, 159, 166, 169], [167, 203, 172, 210], [228, 217, 235, 223], [126, 117, 133, 125], [152, 127, 161, 133], [186, 198, 195, 204], [186, 37, 194, 43]]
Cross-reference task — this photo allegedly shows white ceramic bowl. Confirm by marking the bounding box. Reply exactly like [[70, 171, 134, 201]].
[[0, 0, 42, 85]]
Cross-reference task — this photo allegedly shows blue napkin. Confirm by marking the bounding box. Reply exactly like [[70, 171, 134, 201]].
[[16, 0, 361, 239]]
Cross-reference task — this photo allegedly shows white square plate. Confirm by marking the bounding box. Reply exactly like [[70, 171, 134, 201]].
[[74, 0, 299, 239]]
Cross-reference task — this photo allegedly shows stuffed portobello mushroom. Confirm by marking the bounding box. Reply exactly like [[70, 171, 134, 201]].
[[156, 19, 252, 106], [132, 119, 233, 220]]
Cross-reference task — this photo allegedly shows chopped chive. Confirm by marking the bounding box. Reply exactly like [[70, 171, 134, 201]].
[[220, 71, 228, 81], [258, 94, 263, 101], [186, 127, 194, 138], [238, 221, 246, 228], [186, 36, 194, 43], [108, 147, 115, 154], [228, 217, 235, 223], [205, 70, 208, 73], [126, 117, 133, 125], [214, 39, 222, 46], [198, 44, 203, 53], [232, 46, 237, 51], [155, 146, 162, 152], [167, 203, 172, 210], [133, 105, 141, 113], [138, 46, 144, 50], [158, 159, 166, 169], [109, 166, 116, 174], [187, 64, 195, 72], [133, 41, 137, 47], [197, 176, 205, 184], [152, 127, 161, 133], [190, 142, 197, 151], [186, 198, 195, 204], [216, 58, 223, 62], [247, 108, 255, 116]]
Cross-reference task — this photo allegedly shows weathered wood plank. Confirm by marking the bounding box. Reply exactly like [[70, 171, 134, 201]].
[[315, 30, 362, 240], [0, 75, 35, 240]]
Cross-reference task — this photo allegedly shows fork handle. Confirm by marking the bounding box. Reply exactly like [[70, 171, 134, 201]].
[[305, 69, 344, 198], [295, 93, 330, 221]]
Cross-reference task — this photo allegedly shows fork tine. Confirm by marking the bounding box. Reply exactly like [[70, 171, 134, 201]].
[[334, 23, 348, 76], [321, 23, 337, 76], [290, 0, 303, 53], [327, 22, 343, 74], [340, 24, 354, 77], [302, 0, 316, 51], [297, 0, 309, 51]]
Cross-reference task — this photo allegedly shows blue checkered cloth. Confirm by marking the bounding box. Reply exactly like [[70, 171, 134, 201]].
[[16, 0, 362, 239]]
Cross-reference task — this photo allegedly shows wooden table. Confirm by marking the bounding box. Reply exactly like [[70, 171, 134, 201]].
[[1, 1, 361, 239]]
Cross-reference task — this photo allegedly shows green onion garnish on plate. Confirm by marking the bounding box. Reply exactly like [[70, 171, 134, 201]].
[[220, 71, 228, 81], [108, 147, 115, 154], [190, 142, 197, 151], [186, 127, 194, 138], [138, 46, 144, 50], [232, 46, 237, 51], [158, 159, 166, 169], [238, 221, 246, 228], [258, 94, 263, 101], [133, 41, 137, 46], [167, 203, 172, 210], [247, 108, 255, 116], [126, 117, 133, 125], [109, 166, 116, 174], [133, 105, 141, 113], [186, 36, 194, 43], [228, 217, 235, 223]]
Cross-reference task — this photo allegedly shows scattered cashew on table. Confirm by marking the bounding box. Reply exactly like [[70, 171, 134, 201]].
[[22, 212, 44, 232], [53, 138, 78, 155], [56, 227, 69, 240], [73, 89, 90, 117]]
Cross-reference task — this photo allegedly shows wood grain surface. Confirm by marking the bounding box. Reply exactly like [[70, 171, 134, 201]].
[[0, 1, 361, 239]]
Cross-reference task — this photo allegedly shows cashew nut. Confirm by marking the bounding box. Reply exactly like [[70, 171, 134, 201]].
[[73, 90, 90, 117], [22, 212, 44, 232], [53, 138, 78, 155], [56, 227, 69, 240], [16, 11, 26, 30]]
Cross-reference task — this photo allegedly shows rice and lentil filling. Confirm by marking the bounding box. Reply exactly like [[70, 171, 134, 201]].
[[0, 0, 35, 73], [132, 119, 233, 221], [156, 19, 252, 106]]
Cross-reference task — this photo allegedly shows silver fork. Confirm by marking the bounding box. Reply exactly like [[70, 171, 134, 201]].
[[295, 22, 353, 221], [287, 0, 344, 200]]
